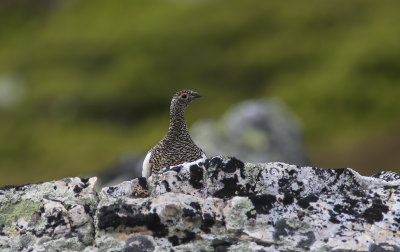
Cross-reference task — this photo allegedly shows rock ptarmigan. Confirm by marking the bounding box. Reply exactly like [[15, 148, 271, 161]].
[[142, 90, 207, 178]]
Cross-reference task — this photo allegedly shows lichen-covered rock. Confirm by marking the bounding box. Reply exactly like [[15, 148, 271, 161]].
[[0, 177, 98, 252], [1, 157, 400, 251], [96, 156, 400, 251]]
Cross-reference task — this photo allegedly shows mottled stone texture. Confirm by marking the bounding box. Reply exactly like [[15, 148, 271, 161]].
[[0, 177, 98, 252], [2, 157, 400, 251]]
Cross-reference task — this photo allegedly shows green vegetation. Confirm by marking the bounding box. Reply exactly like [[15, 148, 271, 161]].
[[0, 0, 400, 186]]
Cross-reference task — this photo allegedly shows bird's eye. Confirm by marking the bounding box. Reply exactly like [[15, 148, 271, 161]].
[[181, 94, 187, 99]]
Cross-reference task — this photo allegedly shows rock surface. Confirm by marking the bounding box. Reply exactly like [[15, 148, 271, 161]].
[[1, 157, 400, 251], [0, 177, 98, 251]]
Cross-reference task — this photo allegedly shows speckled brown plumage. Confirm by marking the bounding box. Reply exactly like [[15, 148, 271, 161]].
[[142, 90, 206, 178]]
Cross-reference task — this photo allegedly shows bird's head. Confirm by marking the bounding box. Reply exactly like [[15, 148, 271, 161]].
[[172, 89, 201, 107], [170, 89, 201, 116]]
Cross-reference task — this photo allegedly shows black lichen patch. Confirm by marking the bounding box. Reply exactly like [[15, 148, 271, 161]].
[[200, 213, 215, 233], [80, 177, 90, 183], [138, 177, 148, 189], [189, 165, 204, 189], [168, 236, 179, 246], [332, 197, 360, 219], [209, 157, 224, 170], [362, 201, 389, 224], [107, 186, 117, 194], [328, 211, 341, 224], [162, 181, 171, 192], [214, 173, 254, 199], [297, 194, 318, 209], [190, 202, 201, 211], [213, 174, 252, 198], [73, 181, 90, 195], [278, 177, 303, 197], [239, 166, 246, 179], [329, 195, 362, 224], [174, 165, 183, 173], [283, 193, 294, 205], [73, 185, 83, 194], [328, 168, 346, 186], [97, 204, 168, 237], [128, 213, 167, 237], [182, 208, 197, 218], [331, 168, 361, 189], [175, 175, 182, 182], [249, 194, 276, 214], [222, 157, 244, 173], [351, 189, 366, 198], [210, 168, 220, 181], [214, 176, 239, 198], [84, 204, 92, 215], [278, 178, 291, 188], [181, 230, 196, 244], [168, 231, 196, 246], [0, 183, 32, 192], [45, 211, 67, 229], [288, 169, 298, 176], [273, 219, 315, 248]]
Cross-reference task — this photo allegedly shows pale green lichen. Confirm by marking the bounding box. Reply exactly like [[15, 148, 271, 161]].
[[347, 176, 353, 183], [0, 200, 41, 227], [304, 210, 314, 215], [384, 188, 397, 200], [224, 197, 254, 230]]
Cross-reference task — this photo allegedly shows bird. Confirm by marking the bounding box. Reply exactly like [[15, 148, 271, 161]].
[[142, 89, 207, 178]]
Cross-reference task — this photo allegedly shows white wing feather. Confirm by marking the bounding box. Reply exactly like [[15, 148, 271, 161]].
[[142, 151, 152, 178]]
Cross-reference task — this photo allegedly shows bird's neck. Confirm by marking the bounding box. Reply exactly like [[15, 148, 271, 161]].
[[168, 106, 189, 136]]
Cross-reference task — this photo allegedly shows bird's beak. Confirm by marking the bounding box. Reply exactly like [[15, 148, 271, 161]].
[[192, 92, 202, 99]]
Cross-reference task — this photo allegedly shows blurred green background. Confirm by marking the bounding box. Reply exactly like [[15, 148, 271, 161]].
[[1, 0, 399, 186]]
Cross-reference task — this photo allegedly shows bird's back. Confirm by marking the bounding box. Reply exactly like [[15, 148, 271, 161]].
[[148, 133, 205, 175]]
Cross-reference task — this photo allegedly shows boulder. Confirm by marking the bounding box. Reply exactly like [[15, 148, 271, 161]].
[[1, 157, 400, 251], [191, 99, 308, 165]]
